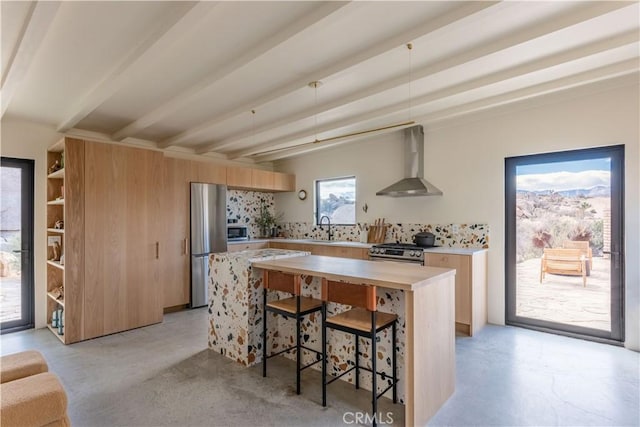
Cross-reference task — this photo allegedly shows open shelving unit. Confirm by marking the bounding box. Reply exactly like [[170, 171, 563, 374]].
[[46, 138, 66, 342]]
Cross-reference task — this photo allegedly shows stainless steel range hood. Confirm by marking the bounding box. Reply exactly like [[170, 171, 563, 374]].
[[376, 125, 443, 197]]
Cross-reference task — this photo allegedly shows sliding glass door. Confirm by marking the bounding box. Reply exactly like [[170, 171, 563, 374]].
[[505, 146, 624, 343], [1, 157, 35, 333]]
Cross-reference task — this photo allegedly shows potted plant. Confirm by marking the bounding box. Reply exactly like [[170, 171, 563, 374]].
[[255, 203, 282, 238]]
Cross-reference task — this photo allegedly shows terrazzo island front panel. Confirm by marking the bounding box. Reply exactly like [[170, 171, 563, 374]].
[[208, 249, 406, 403]]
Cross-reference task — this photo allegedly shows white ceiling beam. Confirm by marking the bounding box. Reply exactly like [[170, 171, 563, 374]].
[[1, 1, 61, 118], [227, 32, 638, 159], [55, 2, 219, 133], [253, 59, 639, 162], [114, 1, 351, 143], [215, 29, 638, 154], [415, 58, 639, 125], [196, 0, 629, 155], [167, 1, 500, 151]]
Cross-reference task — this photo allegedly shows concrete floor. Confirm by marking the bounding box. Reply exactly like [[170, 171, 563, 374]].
[[1, 308, 638, 426]]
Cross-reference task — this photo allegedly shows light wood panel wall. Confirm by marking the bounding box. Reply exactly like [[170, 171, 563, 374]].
[[162, 157, 191, 308], [64, 138, 85, 343], [84, 142, 162, 339]]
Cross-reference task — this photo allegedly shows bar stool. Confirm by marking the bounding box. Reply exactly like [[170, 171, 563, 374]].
[[262, 270, 324, 395], [321, 279, 398, 426]]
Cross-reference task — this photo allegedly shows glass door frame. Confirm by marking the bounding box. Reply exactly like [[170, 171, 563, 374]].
[[505, 145, 625, 344], [1, 157, 35, 333]]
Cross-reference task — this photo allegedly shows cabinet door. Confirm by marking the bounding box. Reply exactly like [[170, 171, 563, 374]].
[[273, 172, 295, 192], [228, 242, 268, 252], [251, 169, 274, 190], [425, 253, 471, 325], [227, 167, 252, 188], [193, 160, 226, 184], [162, 157, 191, 308], [84, 142, 163, 339]]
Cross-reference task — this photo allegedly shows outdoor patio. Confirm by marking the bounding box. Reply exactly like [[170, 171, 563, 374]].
[[516, 256, 611, 331], [0, 277, 21, 323]]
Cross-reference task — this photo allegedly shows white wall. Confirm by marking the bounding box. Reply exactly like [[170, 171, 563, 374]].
[[275, 79, 640, 351], [1, 116, 61, 329]]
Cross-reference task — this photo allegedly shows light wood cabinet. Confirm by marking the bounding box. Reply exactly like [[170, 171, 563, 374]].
[[424, 251, 487, 336], [161, 157, 191, 308], [273, 172, 295, 192], [251, 169, 274, 190], [84, 142, 163, 339], [192, 160, 226, 184], [227, 166, 295, 192], [227, 241, 268, 252], [227, 166, 253, 188]]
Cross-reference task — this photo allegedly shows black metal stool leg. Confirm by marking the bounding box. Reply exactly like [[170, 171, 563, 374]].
[[371, 311, 377, 427], [262, 289, 267, 378], [392, 319, 397, 404], [355, 335, 360, 389], [296, 297, 301, 395], [321, 303, 327, 407]]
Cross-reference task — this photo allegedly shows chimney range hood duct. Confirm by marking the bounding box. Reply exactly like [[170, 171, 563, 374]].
[[376, 125, 443, 197]]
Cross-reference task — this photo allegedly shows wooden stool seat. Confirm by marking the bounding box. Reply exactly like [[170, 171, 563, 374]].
[[327, 307, 397, 333], [267, 296, 323, 315]]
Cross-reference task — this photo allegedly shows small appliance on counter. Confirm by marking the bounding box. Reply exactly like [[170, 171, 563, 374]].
[[190, 183, 227, 308], [227, 223, 249, 241]]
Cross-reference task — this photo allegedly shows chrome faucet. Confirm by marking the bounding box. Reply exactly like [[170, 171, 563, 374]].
[[319, 215, 333, 241]]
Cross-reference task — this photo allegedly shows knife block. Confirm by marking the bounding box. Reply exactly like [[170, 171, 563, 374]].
[[367, 225, 388, 243]]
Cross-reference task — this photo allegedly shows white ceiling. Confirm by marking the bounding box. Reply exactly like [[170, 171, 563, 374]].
[[2, 1, 639, 163]]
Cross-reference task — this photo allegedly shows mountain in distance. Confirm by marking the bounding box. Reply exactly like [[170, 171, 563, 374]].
[[517, 185, 610, 197]]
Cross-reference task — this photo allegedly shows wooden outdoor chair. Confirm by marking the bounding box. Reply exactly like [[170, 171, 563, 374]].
[[540, 248, 587, 287], [562, 240, 593, 275]]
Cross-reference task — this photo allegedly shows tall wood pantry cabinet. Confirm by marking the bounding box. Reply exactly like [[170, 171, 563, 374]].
[[46, 138, 163, 343]]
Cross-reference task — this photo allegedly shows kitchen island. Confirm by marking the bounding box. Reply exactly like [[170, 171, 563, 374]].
[[252, 255, 456, 426], [209, 250, 456, 426]]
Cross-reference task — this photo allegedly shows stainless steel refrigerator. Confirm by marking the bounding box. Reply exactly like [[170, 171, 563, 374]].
[[190, 183, 227, 308]]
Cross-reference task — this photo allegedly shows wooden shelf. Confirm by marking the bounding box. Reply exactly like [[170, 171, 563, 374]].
[[47, 260, 64, 270], [47, 168, 64, 179], [47, 228, 64, 234], [47, 292, 64, 307], [47, 199, 64, 205], [48, 138, 65, 152], [47, 324, 65, 343]]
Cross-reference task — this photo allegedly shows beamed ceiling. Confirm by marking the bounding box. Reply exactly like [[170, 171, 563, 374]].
[[2, 1, 639, 163]]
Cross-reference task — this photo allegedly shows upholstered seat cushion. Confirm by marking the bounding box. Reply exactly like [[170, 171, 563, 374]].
[[0, 372, 70, 427], [1, 350, 48, 384]]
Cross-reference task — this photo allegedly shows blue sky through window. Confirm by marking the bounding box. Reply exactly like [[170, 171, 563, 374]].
[[516, 158, 611, 192]]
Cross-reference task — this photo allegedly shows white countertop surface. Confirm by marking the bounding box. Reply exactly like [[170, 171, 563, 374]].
[[423, 247, 488, 255], [228, 238, 487, 255]]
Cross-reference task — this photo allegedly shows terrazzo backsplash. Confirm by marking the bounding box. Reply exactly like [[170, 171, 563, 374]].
[[226, 190, 489, 247], [226, 190, 275, 237], [276, 222, 489, 248]]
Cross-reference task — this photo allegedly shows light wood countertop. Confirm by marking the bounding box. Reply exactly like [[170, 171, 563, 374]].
[[252, 255, 455, 291]]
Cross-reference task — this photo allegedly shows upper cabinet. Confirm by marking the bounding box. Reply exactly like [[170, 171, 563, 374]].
[[226, 166, 252, 188], [226, 166, 294, 192]]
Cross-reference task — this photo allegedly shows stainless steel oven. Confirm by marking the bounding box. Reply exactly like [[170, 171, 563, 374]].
[[369, 243, 425, 265]]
